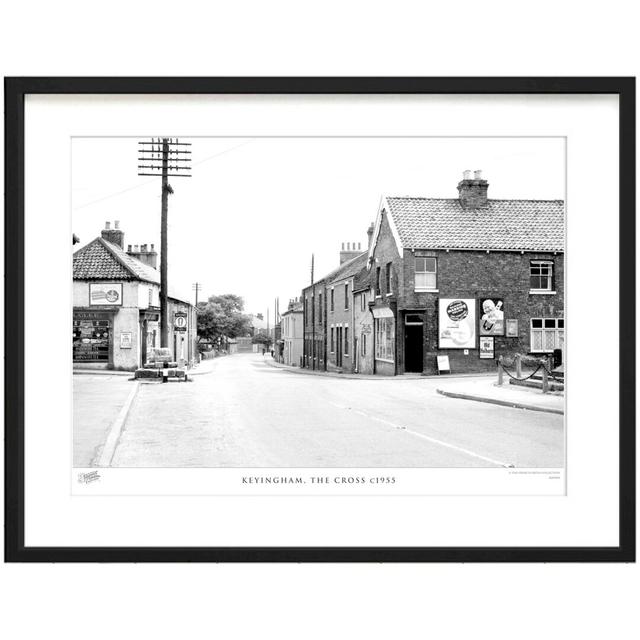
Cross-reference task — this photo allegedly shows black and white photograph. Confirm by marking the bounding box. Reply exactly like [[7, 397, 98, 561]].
[[71, 136, 566, 474]]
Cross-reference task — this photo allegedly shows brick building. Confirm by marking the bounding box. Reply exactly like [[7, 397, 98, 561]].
[[325, 247, 368, 373], [368, 170, 564, 375]]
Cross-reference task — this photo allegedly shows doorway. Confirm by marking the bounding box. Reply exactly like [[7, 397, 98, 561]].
[[404, 314, 424, 373], [336, 327, 343, 367]]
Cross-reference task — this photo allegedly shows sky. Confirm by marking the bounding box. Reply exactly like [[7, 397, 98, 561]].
[[72, 137, 565, 319]]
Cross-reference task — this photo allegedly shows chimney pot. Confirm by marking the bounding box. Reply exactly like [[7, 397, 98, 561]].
[[105, 221, 111, 230], [127, 244, 132, 252], [134, 244, 139, 252], [114, 220, 120, 229], [342, 242, 345, 250], [141, 244, 147, 252], [150, 244, 155, 251], [474, 170, 483, 180]]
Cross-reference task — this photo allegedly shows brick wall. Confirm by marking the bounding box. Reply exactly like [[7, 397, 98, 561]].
[[371, 211, 564, 375]]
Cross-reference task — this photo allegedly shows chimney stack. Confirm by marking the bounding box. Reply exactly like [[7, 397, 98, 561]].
[[127, 241, 158, 270], [101, 220, 124, 249], [339, 240, 364, 265], [457, 169, 489, 209]]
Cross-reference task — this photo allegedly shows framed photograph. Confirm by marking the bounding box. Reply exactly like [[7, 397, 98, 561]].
[[5, 77, 635, 562]]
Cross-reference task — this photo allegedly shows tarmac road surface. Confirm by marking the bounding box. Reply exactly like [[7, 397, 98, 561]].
[[107, 353, 564, 468]]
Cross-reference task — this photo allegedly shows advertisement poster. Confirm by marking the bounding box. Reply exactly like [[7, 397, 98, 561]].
[[89, 283, 122, 306], [438, 299, 476, 349], [479, 336, 495, 359], [479, 298, 504, 335]]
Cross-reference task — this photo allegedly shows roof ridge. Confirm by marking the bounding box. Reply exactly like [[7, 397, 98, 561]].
[[386, 196, 564, 203]]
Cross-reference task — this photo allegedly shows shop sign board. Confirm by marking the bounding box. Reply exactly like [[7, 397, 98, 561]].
[[479, 297, 505, 335], [89, 283, 122, 306], [438, 298, 476, 349], [479, 336, 495, 359], [506, 318, 519, 337], [120, 332, 133, 349]]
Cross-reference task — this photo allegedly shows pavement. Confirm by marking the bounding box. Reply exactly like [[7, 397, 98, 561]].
[[74, 352, 564, 469], [435, 377, 564, 415]]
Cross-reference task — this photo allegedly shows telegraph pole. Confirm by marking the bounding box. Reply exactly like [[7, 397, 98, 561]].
[[192, 282, 203, 307], [311, 253, 315, 370], [138, 138, 191, 348]]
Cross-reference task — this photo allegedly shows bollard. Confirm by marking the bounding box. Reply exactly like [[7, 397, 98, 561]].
[[515, 353, 522, 378], [541, 360, 549, 393], [497, 355, 504, 386]]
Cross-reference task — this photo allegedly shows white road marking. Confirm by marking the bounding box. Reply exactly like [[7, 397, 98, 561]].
[[96, 381, 140, 467], [328, 402, 514, 468]]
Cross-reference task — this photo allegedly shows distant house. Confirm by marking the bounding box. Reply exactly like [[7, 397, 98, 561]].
[[73, 221, 197, 371], [367, 170, 564, 375], [281, 299, 303, 367]]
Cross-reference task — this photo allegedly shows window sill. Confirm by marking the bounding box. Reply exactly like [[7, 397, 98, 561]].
[[529, 290, 556, 295], [375, 357, 394, 363], [415, 289, 439, 293], [386, 293, 393, 297]]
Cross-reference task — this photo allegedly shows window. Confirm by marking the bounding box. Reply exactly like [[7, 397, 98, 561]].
[[318, 292, 323, 318], [360, 293, 366, 311], [386, 262, 392, 294], [344, 327, 349, 354], [530, 260, 554, 291], [530, 317, 564, 352], [330, 327, 335, 353], [344, 283, 349, 310], [330, 288, 334, 312], [375, 267, 381, 296], [361, 334, 367, 356], [415, 257, 437, 291], [375, 317, 394, 361]]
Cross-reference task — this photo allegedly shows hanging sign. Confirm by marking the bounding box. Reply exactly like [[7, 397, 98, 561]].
[[174, 312, 187, 332]]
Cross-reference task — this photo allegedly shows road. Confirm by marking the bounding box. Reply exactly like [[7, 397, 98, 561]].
[[105, 353, 563, 468]]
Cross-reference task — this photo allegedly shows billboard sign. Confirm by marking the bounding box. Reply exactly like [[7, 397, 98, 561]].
[[479, 298, 505, 336], [438, 298, 476, 349], [479, 336, 495, 359], [89, 283, 122, 306]]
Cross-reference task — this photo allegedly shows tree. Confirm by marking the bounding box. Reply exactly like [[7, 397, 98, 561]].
[[251, 332, 271, 348], [197, 294, 251, 346]]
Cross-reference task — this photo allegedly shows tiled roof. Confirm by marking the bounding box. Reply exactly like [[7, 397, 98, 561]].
[[385, 198, 564, 252], [73, 237, 160, 283], [326, 252, 369, 285]]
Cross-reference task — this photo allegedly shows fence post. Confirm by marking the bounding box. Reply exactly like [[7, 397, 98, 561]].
[[541, 359, 549, 394], [515, 353, 522, 378], [497, 355, 504, 386]]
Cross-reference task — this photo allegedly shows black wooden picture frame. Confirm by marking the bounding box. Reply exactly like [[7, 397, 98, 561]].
[[4, 77, 635, 562]]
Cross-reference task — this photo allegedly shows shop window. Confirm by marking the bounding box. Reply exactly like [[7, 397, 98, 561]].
[[530, 260, 554, 292], [415, 257, 437, 291], [375, 317, 395, 361], [530, 317, 564, 352], [73, 318, 110, 362]]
